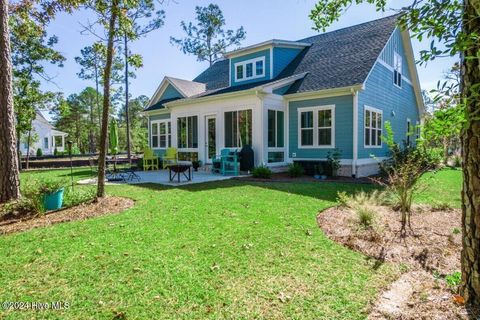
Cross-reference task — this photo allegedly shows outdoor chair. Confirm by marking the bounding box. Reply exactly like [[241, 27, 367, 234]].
[[143, 148, 159, 171], [212, 149, 239, 176], [121, 162, 141, 182], [162, 147, 178, 169]]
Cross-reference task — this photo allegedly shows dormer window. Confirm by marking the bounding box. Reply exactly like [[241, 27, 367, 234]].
[[234, 57, 265, 82], [393, 52, 402, 87]]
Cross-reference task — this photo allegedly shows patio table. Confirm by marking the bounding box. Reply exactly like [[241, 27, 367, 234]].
[[168, 161, 193, 183]]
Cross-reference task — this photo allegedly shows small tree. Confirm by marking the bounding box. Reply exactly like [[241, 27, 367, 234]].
[[379, 122, 435, 232], [170, 3, 246, 66]]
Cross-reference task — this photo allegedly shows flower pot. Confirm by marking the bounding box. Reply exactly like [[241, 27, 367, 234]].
[[43, 188, 65, 211]]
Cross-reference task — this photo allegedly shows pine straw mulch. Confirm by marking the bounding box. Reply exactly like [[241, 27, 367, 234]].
[[317, 205, 480, 320], [0, 196, 134, 235]]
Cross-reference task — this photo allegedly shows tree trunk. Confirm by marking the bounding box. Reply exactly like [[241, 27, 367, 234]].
[[460, 0, 480, 306], [124, 33, 131, 163], [0, 0, 20, 203], [89, 103, 95, 154], [25, 129, 32, 169], [97, 0, 118, 198]]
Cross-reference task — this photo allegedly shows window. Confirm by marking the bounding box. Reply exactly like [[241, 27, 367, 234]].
[[151, 120, 171, 149], [298, 105, 335, 148], [268, 110, 284, 148], [177, 116, 198, 148], [415, 121, 420, 140], [43, 137, 48, 149], [394, 52, 402, 87], [234, 57, 265, 82], [225, 109, 252, 148], [364, 107, 382, 147], [406, 119, 411, 146]]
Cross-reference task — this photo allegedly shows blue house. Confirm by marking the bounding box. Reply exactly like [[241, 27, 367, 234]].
[[144, 15, 424, 177]]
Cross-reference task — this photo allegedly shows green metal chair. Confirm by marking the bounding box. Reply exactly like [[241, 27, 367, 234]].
[[162, 147, 178, 169], [213, 149, 239, 176], [143, 148, 159, 171]]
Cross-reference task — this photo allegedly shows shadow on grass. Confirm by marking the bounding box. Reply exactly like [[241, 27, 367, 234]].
[[130, 179, 381, 202]]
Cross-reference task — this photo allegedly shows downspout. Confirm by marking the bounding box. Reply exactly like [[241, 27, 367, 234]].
[[352, 88, 359, 178]]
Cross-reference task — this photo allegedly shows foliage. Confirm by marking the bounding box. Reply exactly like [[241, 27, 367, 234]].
[[252, 165, 272, 179], [0, 197, 42, 221], [63, 187, 96, 208], [9, 6, 64, 138], [36, 178, 66, 194], [326, 148, 341, 177], [170, 4, 246, 66], [379, 122, 436, 231], [109, 118, 119, 155], [445, 271, 462, 290], [118, 95, 148, 152], [453, 155, 462, 168], [356, 207, 376, 229], [337, 190, 386, 209], [288, 163, 304, 177], [36, 148, 43, 157]]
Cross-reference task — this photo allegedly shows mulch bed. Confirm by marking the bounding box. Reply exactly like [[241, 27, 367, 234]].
[[317, 205, 480, 319], [0, 196, 134, 235], [236, 172, 376, 184]]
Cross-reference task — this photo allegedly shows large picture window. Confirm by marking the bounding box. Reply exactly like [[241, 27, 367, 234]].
[[364, 107, 382, 147], [268, 110, 284, 148], [225, 109, 252, 148], [177, 116, 198, 148], [151, 120, 171, 149], [298, 105, 335, 148], [234, 57, 265, 82]]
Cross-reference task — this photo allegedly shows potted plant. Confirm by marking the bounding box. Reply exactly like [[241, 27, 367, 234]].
[[326, 149, 342, 178], [192, 160, 202, 171], [39, 179, 66, 211]]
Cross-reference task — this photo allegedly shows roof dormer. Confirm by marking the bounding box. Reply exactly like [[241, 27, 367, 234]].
[[225, 40, 310, 87]]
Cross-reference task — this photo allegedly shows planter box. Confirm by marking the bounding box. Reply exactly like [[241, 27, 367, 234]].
[[43, 188, 65, 211]]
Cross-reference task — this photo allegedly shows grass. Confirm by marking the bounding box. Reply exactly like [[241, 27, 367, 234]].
[[415, 168, 463, 208], [0, 168, 462, 319]]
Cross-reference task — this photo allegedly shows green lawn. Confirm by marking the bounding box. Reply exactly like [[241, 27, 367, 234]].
[[0, 168, 462, 319]]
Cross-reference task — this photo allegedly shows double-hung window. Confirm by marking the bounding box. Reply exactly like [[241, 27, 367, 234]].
[[364, 106, 382, 147], [177, 116, 198, 149], [298, 105, 335, 148], [393, 52, 402, 87], [151, 120, 171, 149], [234, 57, 265, 82], [225, 109, 252, 148], [268, 110, 284, 148], [43, 137, 49, 149]]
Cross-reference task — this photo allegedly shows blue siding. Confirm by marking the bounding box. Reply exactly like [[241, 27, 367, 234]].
[[230, 49, 271, 86], [148, 113, 171, 158], [358, 61, 419, 159], [160, 84, 183, 100], [273, 47, 302, 78], [289, 95, 353, 159], [379, 28, 412, 80]]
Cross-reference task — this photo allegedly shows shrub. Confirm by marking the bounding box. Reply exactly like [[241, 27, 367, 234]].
[[252, 165, 272, 179], [287, 163, 304, 177], [37, 179, 66, 194], [337, 190, 387, 209], [63, 187, 96, 208], [336, 191, 350, 207], [36, 148, 43, 157], [356, 207, 376, 228], [326, 149, 341, 177], [452, 228, 461, 235], [0, 198, 41, 221], [54, 147, 58, 156], [453, 155, 462, 168]]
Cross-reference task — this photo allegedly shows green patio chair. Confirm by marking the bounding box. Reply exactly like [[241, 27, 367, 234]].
[[162, 147, 178, 169], [143, 148, 159, 171]]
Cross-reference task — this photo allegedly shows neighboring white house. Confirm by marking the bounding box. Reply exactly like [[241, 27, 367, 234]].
[[20, 110, 68, 156]]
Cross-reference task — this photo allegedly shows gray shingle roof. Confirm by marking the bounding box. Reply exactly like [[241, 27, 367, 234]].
[[190, 14, 398, 96], [144, 97, 181, 112], [166, 77, 206, 97]]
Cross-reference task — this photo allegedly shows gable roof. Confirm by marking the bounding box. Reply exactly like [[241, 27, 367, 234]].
[[147, 76, 206, 109], [191, 14, 399, 97]]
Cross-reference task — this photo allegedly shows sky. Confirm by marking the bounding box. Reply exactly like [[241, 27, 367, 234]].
[[40, 0, 457, 104]]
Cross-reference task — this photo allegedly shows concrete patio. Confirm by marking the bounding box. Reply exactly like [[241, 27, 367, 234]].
[[78, 169, 238, 186]]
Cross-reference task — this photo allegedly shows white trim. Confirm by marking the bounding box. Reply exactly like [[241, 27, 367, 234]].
[[150, 119, 171, 150], [363, 105, 383, 149], [224, 39, 311, 58], [287, 157, 387, 165], [234, 57, 266, 83], [284, 85, 363, 101], [393, 51, 403, 88], [352, 90, 359, 177], [297, 105, 336, 149], [377, 59, 413, 86]]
